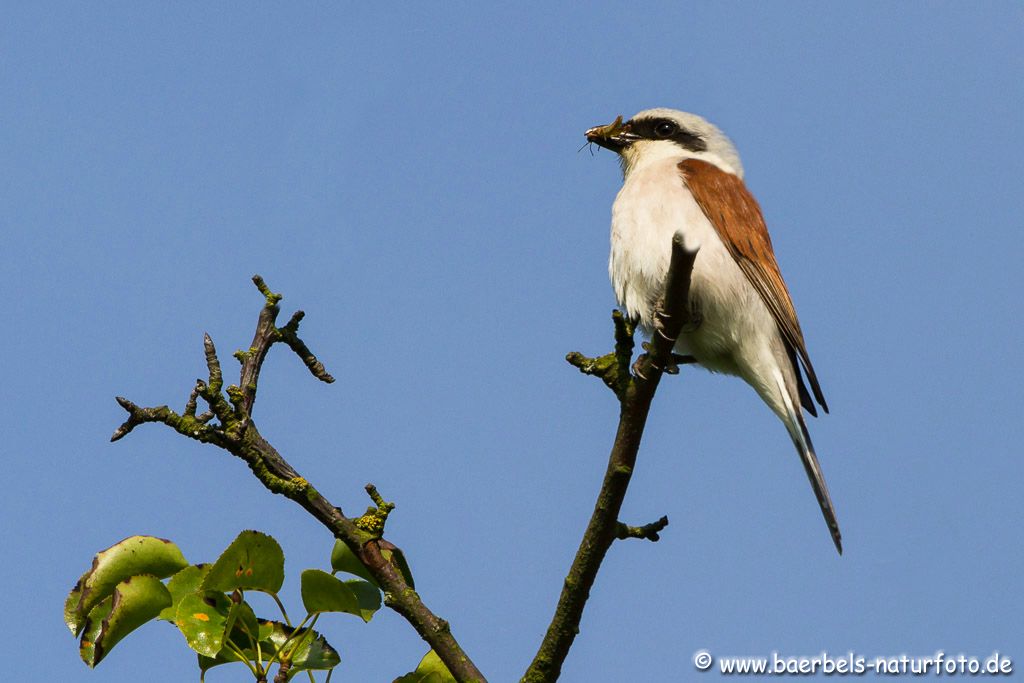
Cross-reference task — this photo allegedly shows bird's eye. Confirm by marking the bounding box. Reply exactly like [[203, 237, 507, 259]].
[[654, 121, 678, 138]]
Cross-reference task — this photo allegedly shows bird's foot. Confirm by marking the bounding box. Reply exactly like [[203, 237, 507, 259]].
[[634, 344, 697, 377], [631, 354, 649, 380]]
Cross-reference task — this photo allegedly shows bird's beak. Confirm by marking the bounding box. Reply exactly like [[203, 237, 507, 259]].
[[585, 115, 637, 153]]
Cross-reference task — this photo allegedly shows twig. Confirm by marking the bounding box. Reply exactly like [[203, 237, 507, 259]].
[[615, 516, 669, 542], [522, 235, 698, 683], [111, 275, 484, 683]]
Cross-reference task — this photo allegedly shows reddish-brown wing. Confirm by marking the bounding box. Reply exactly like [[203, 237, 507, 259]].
[[678, 158, 828, 414]]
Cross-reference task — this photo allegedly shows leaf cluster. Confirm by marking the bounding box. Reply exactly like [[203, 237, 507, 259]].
[[63, 531, 437, 681]]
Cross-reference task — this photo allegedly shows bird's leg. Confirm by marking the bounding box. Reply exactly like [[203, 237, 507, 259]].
[[644, 302, 699, 375]]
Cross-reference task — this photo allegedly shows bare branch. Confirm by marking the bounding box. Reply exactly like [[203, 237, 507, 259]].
[[522, 235, 698, 683], [280, 310, 335, 383]]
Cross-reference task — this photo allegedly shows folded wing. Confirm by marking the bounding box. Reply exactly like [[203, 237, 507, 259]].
[[678, 158, 828, 415]]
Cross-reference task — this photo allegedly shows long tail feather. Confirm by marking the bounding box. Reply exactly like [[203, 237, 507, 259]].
[[773, 367, 842, 554], [792, 415, 843, 554]]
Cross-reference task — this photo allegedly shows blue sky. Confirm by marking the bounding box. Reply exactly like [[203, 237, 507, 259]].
[[3, 3, 1022, 681]]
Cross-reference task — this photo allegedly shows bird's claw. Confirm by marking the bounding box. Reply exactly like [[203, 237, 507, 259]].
[[631, 355, 649, 380]]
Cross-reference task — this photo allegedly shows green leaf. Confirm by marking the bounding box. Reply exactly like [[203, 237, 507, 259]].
[[198, 620, 340, 673], [346, 578, 383, 622], [175, 591, 231, 657], [202, 530, 284, 594], [300, 569, 381, 621], [158, 564, 210, 621], [88, 575, 171, 666], [65, 569, 91, 635], [330, 540, 378, 586], [393, 650, 456, 683], [194, 607, 265, 672], [301, 569, 360, 616], [78, 597, 112, 667], [263, 620, 341, 671], [68, 536, 187, 634], [175, 590, 262, 662]]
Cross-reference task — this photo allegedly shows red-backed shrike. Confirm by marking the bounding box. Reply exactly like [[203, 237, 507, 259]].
[[585, 108, 841, 553]]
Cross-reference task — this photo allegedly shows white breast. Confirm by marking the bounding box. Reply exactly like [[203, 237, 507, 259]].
[[609, 156, 773, 377]]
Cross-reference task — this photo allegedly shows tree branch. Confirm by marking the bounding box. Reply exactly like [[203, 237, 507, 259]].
[[522, 235, 698, 683], [111, 275, 485, 683]]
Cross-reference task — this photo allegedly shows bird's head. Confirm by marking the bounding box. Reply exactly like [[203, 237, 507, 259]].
[[585, 108, 743, 178]]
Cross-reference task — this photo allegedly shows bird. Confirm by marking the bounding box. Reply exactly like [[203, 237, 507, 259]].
[[584, 108, 842, 554]]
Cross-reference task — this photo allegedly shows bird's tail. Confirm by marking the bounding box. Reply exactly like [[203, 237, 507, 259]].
[[791, 414, 843, 554], [774, 369, 843, 554]]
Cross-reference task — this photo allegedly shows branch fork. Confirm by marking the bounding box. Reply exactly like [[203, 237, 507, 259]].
[[110, 274, 484, 683]]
